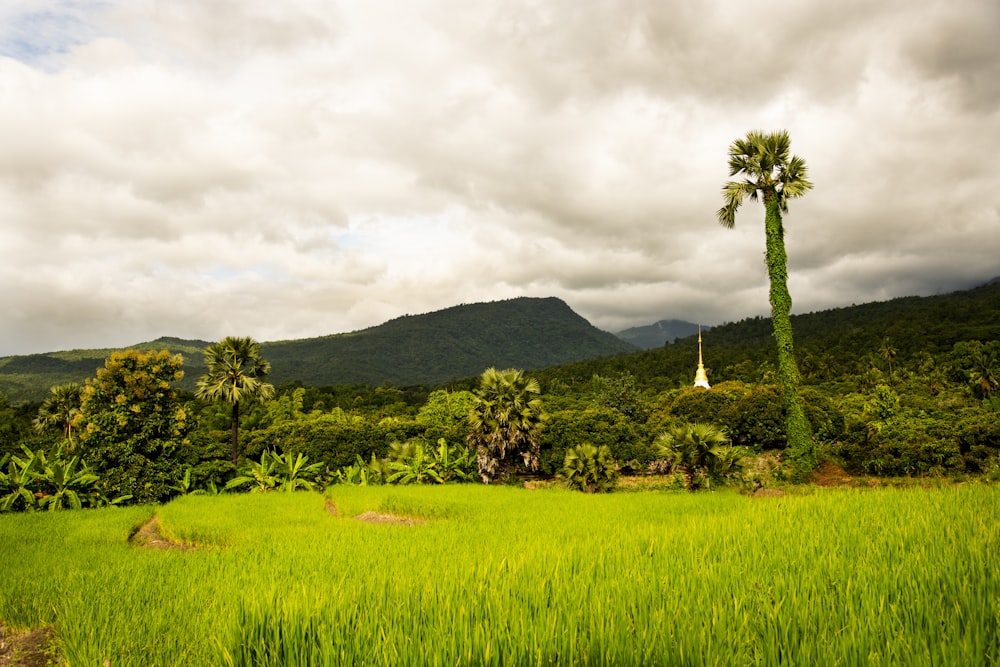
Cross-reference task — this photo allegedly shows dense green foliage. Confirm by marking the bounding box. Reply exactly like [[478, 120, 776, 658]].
[[243, 416, 424, 471], [0, 282, 998, 500], [539, 407, 651, 476], [0, 445, 118, 512], [77, 350, 193, 504], [1, 486, 997, 665]]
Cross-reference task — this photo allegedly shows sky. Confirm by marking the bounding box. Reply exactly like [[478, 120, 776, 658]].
[[1, 0, 998, 356]]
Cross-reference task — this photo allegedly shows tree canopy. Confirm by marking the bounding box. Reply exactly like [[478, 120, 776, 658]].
[[196, 336, 275, 464]]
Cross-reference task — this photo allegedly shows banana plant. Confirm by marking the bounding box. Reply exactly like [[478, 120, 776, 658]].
[[335, 460, 369, 486], [334, 454, 389, 486], [432, 439, 474, 483], [36, 454, 100, 511], [169, 467, 197, 496], [226, 451, 325, 493], [226, 452, 279, 493], [1, 449, 42, 512], [386, 443, 443, 485], [271, 451, 324, 492], [90, 488, 134, 507]]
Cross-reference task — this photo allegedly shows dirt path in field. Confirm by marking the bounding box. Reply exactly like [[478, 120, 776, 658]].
[[129, 516, 197, 551], [354, 511, 424, 525], [326, 497, 423, 524], [809, 461, 860, 487], [0, 625, 56, 667]]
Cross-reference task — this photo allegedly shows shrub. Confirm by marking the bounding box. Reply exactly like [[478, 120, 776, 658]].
[[654, 423, 733, 491], [243, 417, 424, 470], [539, 408, 650, 476], [559, 443, 619, 493]]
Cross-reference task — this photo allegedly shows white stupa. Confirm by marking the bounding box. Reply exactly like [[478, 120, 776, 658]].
[[693, 326, 711, 389]]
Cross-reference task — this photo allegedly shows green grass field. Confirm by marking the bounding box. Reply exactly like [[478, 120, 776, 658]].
[[1, 484, 997, 665]]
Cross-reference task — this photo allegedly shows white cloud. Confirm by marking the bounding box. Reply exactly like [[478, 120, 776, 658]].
[[0, 0, 997, 356]]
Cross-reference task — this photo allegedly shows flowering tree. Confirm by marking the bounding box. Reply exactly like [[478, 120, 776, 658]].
[[78, 350, 192, 503]]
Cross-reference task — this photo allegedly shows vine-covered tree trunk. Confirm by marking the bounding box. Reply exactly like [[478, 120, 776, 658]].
[[231, 400, 240, 464], [763, 194, 815, 474]]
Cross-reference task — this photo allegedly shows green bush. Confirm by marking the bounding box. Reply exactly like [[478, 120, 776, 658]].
[[560, 443, 619, 493], [539, 408, 650, 476], [720, 385, 785, 450], [243, 417, 424, 471]]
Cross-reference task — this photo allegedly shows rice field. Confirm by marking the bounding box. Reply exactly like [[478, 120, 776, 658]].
[[0, 484, 997, 665]]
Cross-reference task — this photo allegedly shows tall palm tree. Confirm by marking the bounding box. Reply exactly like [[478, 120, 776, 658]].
[[467, 367, 544, 483], [717, 129, 815, 472], [880, 337, 898, 384], [196, 337, 275, 464], [33, 383, 83, 446]]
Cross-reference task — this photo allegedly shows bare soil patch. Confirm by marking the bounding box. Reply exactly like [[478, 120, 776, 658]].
[[128, 516, 197, 551], [355, 511, 424, 525], [0, 625, 57, 667], [752, 488, 785, 498], [809, 461, 856, 487]]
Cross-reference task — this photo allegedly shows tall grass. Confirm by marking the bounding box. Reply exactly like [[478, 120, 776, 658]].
[[0, 485, 997, 665]]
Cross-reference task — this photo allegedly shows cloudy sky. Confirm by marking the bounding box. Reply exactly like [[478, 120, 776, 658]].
[[1, 0, 998, 356]]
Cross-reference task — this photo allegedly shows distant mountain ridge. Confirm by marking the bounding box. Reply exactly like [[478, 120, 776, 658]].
[[261, 297, 636, 387], [4, 281, 999, 404], [0, 297, 635, 403], [615, 319, 704, 350]]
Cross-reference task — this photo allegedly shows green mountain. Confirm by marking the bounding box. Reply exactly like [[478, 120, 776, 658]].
[[538, 280, 1000, 392], [0, 338, 213, 404], [0, 297, 635, 403], [5, 281, 998, 406], [261, 297, 636, 387], [615, 319, 703, 350]]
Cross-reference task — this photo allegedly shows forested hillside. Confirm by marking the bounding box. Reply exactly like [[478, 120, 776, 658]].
[[537, 280, 1000, 391], [2, 283, 998, 404], [0, 338, 210, 404], [0, 298, 634, 402], [262, 297, 636, 387]]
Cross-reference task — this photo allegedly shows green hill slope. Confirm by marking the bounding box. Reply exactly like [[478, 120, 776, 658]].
[[0, 298, 634, 403], [262, 297, 636, 387], [4, 282, 998, 405], [537, 281, 1000, 391]]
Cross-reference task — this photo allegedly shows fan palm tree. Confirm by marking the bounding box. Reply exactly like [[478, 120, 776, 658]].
[[196, 336, 275, 464], [717, 129, 815, 473], [560, 443, 619, 493], [655, 423, 730, 491], [33, 383, 83, 446], [467, 368, 544, 483]]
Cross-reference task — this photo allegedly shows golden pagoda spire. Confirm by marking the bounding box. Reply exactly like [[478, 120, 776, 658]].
[[694, 325, 711, 389]]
